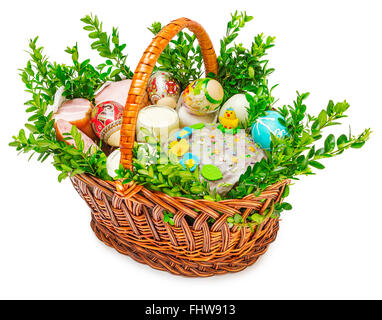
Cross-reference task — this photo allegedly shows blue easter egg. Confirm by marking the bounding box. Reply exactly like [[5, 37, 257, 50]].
[[251, 111, 288, 150]]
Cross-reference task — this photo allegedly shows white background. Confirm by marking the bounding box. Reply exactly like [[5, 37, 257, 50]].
[[1, 0, 381, 300]]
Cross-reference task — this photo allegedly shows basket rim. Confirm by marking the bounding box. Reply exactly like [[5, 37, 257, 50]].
[[74, 172, 290, 204]]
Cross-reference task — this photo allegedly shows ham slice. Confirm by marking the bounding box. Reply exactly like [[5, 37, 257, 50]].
[[54, 119, 97, 153], [95, 79, 132, 106], [95, 79, 149, 107], [53, 98, 96, 140]]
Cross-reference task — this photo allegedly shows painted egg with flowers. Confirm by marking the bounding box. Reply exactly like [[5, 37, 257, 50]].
[[147, 71, 181, 107], [181, 78, 224, 115]]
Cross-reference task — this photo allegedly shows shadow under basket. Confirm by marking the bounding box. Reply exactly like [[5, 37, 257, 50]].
[[69, 17, 290, 277]]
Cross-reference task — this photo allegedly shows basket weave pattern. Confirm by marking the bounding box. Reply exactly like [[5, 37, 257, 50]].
[[71, 174, 288, 277], [70, 18, 290, 277]]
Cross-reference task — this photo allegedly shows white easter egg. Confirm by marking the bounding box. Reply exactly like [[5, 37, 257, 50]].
[[106, 149, 121, 178], [219, 93, 251, 125]]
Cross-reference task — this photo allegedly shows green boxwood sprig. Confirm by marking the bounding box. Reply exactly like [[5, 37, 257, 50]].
[[216, 11, 276, 108], [10, 34, 121, 181], [148, 22, 203, 90], [228, 92, 371, 199], [81, 14, 134, 80]]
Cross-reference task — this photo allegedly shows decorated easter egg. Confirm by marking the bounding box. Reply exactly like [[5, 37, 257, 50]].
[[251, 111, 288, 150], [147, 71, 181, 105], [219, 93, 250, 125], [181, 78, 224, 115], [91, 101, 124, 147]]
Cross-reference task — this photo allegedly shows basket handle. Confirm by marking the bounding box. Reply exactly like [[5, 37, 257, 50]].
[[119, 17, 218, 169]]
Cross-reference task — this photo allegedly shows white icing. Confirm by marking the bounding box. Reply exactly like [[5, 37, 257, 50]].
[[186, 124, 265, 195]]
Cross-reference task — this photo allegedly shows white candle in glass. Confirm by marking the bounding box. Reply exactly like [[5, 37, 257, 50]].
[[136, 105, 179, 143]]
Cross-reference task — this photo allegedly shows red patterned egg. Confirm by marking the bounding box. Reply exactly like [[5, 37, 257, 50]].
[[147, 71, 181, 105], [91, 101, 124, 147]]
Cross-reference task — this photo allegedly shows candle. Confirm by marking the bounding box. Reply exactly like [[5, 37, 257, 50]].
[[136, 105, 179, 143]]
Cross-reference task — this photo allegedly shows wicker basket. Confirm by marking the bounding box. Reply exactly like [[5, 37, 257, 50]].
[[70, 17, 290, 277]]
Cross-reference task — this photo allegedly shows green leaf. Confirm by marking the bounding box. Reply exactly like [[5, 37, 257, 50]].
[[110, 68, 121, 78], [308, 146, 316, 159], [83, 26, 95, 31], [301, 131, 314, 146], [309, 160, 325, 170], [326, 100, 334, 115], [18, 129, 28, 144], [282, 185, 290, 198], [337, 134, 348, 147], [234, 213, 243, 224], [318, 110, 327, 127], [334, 101, 350, 114], [324, 134, 335, 152], [88, 32, 99, 39], [70, 125, 78, 137], [227, 217, 234, 223], [61, 164, 72, 172], [248, 66, 255, 78], [249, 213, 265, 224], [281, 202, 293, 210], [58, 172, 68, 182], [351, 142, 365, 149]]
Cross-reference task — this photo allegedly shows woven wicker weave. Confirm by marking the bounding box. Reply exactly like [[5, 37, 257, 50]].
[[70, 17, 290, 277]]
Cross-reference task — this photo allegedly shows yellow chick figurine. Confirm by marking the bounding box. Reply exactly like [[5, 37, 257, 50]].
[[219, 108, 239, 129]]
